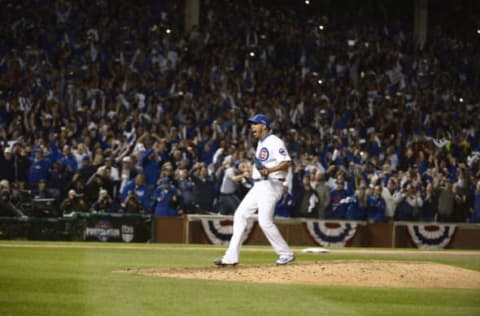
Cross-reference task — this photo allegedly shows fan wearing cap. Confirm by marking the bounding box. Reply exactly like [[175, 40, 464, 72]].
[[151, 177, 179, 216], [326, 178, 350, 219], [214, 113, 295, 266], [119, 174, 150, 211], [27, 147, 52, 189]]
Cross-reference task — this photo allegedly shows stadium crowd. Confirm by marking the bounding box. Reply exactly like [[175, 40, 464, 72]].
[[0, 0, 479, 223]]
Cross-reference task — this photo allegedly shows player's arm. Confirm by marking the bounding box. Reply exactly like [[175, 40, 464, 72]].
[[260, 161, 291, 176]]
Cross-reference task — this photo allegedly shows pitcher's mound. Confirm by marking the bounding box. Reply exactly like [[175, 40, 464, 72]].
[[119, 260, 480, 288]]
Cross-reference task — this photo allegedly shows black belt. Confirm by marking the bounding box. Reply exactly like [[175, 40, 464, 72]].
[[253, 178, 285, 182], [220, 192, 235, 195]]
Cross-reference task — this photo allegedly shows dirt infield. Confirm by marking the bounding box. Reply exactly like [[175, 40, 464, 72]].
[[119, 260, 480, 289]]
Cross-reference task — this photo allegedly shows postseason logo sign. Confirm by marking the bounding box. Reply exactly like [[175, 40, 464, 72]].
[[84, 220, 120, 242]]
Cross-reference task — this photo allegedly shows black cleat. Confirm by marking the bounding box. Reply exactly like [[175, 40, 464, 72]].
[[213, 257, 238, 267]]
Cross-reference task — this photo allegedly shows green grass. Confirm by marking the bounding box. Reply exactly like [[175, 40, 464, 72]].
[[0, 242, 479, 316]]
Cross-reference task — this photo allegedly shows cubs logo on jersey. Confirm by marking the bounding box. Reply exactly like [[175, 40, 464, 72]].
[[258, 147, 269, 161]]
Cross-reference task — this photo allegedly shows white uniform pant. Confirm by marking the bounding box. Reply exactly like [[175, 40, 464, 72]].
[[223, 180, 293, 263]]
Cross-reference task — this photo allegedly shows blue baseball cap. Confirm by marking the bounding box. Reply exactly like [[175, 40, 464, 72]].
[[248, 114, 271, 128]]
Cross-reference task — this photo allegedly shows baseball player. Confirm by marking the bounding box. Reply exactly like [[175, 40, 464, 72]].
[[214, 114, 295, 266]]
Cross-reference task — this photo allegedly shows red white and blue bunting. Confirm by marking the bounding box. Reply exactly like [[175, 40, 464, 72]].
[[303, 220, 361, 247], [200, 217, 256, 245], [407, 223, 456, 249]]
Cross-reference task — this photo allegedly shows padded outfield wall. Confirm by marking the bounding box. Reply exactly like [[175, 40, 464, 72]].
[[2, 214, 478, 249]]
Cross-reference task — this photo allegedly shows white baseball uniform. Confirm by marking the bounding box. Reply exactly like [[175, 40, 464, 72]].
[[222, 133, 294, 263]]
